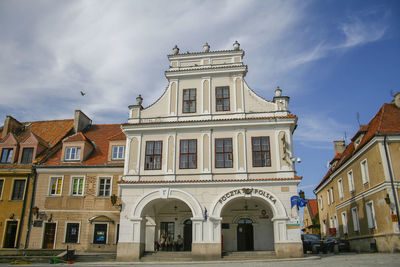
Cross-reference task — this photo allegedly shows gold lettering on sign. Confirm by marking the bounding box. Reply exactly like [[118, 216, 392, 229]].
[[218, 188, 277, 205]]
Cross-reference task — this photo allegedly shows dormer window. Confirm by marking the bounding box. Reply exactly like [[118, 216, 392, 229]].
[[1, 148, 13, 163], [21, 148, 34, 164], [112, 145, 125, 160], [65, 147, 81, 161]]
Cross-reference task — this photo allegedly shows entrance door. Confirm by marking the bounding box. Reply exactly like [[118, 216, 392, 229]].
[[3, 221, 18, 248], [43, 223, 56, 249], [183, 219, 192, 251], [237, 218, 254, 251]]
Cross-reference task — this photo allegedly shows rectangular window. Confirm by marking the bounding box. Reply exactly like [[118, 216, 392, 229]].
[[334, 214, 339, 233], [351, 206, 360, 232], [12, 179, 26, 200], [145, 141, 162, 170], [65, 147, 81, 161], [0, 179, 3, 199], [331, 187, 334, 203], [347, 170, 355, 192], [322, 220, 326, 236], [21, 148, 34, 164], [338, 179, 344, 199], [112, 145, 125, 160], [72, 177, 84, 196], [327, 190, 331, 205], [341, 211, 348, 234], [1, 148, 13, 163], [180, 139, 197, 169], [252, 137, 271, 167], [183, 89, 196, 113], [366, 201, 377, 229], [216, 86, 230, 111], [361, 159, 369, 184], [93, 224, 107, 244], [215, 138, 233, 168], [50, 177, 63, 196], [319, 196, 323, 210], [65, 223, 80, 243], [98, 177, 111, 197]]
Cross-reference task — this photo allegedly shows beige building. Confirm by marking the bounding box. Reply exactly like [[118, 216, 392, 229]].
[[28, 111, 125, 252], [117, 42, 303, 261], [314, 93, 400, 252]]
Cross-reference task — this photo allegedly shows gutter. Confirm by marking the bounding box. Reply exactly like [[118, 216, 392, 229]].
[[383, 135, 400, 229], [24, 167, 37, 249]]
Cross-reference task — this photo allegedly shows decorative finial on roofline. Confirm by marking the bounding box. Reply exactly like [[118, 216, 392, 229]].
[[233, 40, 240, 50], [203, 42, 210, 52], [172, 45, 179, 55]]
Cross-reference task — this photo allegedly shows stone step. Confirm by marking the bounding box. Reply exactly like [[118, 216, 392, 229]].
[[222, 251, 276, 260], [140, 251, 193, 262]]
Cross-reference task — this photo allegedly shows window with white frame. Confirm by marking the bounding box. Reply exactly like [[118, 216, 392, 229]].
[[366, 201, 377, 229], [322, 220, 327, 236], [334, 214, 339, 234], [347, 170, 355, 192], [93, 223, 107, 244], [71, 177, 84, 196], [330, 217, 334, 229], [65, 222, 80, 243], [341, 211, 348, 234], [319, 196, 323, 210], [331, 187, 334, 203], [351, 206, 360, 232], [50, 177, 63, 196], [360, 159, 369, 184], [327, 190, 330, 205], [112, 145, 124, 160], [338, 178, 344, 199], [98, 177, 111, 197], [65, 147, 81, 161]]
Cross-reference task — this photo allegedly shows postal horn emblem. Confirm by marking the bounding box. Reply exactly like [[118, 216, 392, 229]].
[[242, 188, 253, 194]]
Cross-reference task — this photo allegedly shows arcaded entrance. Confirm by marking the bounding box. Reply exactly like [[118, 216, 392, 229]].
[[220, 197, 274, 251], [141, 198, 193, 252]]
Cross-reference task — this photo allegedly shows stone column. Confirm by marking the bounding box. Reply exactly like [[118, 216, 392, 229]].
[[272, 218, 303, 258], [117, 217, 144, 261]]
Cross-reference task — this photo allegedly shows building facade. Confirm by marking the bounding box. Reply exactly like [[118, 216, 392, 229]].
[[28, 112, 125, 252], [314, 93, 400, 252], [117, 42, 303, 260], [0, 115, 74, 249]]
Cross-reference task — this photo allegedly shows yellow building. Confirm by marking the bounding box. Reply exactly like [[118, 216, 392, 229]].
[[315, 93, 400, 252], [0, 115, 74, 248], [302, 199, 320, 235]]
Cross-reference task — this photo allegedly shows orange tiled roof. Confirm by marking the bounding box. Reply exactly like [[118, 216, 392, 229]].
[[118, 176, 303, 184], [42, 124, 125, 166], [315, 102, 400, 191], [63, 132, 90, 142], [307, 199, 318, 219], [108, 131, 125, 141]]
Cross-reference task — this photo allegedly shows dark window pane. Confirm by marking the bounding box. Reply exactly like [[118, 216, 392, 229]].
[[1, 148, 13, 163], [93, 224, 107, 244], [21, 148, 34, 163], [66, 223, 79, 243], [252, 137, 271, 167], [12, 180, 25, 200], [0, 180, 3, 199]]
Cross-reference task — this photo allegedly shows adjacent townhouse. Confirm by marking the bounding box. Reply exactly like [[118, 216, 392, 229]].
[[314, 93, 400, 252], [117, 42, 303, 261], [0, 115, 74, 249], [27, 112, 125, 252], [302, 199, 319, 235]]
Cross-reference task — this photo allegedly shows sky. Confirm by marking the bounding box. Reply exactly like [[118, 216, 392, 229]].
[[0, 0, 399, 199]]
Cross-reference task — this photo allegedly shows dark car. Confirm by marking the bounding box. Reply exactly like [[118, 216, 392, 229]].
[[324, 237, 351, 252], [301, 234, 326, 254]]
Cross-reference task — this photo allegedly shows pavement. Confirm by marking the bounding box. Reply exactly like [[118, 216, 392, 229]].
[[1, 253, 400, 267]]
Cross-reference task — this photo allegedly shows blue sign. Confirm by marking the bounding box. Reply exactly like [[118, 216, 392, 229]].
[[291, 196, 307, 208]]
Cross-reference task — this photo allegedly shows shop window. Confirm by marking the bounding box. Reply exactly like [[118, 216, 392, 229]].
[[65, 147, 81, 161], [183, 89, 196, 113], [1, 148, 13, 163], [145, 141, 162, 170], [65, 223, 80, 243], [50, 177, 63, 196], [180, 139, 197, 169], [93, 224, 107, 244], [215, 138, 233, 168], [98, 177, 111, 197], [11, 179, 26, 200], [112, 145, 124, 160], [21, 148, 34, 163], [72, 177, 84, 196], [251, 137, 271, 167], [216, 86, 230, 111]]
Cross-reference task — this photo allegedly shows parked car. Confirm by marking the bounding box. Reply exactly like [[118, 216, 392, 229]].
[[324, 237, 351, 252], [301, 234, 326, 254]]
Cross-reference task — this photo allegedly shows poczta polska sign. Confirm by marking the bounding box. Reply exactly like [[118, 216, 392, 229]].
[[218, 188, 277, 205]]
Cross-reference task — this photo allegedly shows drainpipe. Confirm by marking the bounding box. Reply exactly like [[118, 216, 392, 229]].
[[17, 172, 30, 248], [24, 167, 38, 249], [383, 135, 400, 229]]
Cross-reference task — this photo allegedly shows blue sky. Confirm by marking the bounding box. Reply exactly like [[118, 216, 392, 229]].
[[0, 0, 399, 198]]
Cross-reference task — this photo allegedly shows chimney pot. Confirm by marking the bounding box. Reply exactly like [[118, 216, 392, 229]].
[[333, 140, 346, 154]]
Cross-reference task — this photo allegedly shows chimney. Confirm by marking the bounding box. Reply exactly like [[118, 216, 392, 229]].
[[74, 110, 92, 133], [1, 116, 23, 139], [333, 140, 346, 154]]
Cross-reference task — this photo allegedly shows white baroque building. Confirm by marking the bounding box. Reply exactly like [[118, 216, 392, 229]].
[[117, 42, 303, 260]]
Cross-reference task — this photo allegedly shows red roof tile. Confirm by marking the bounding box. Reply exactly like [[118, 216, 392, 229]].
[[42, 124, 125, 166], [307, 199, 318, 219], [315, 102, 400, 191], [108, 131, 125, 141], [63, 132, 89, 142]]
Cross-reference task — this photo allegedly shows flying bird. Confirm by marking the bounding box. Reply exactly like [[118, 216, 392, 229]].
[[80, 91, 86, 96]]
